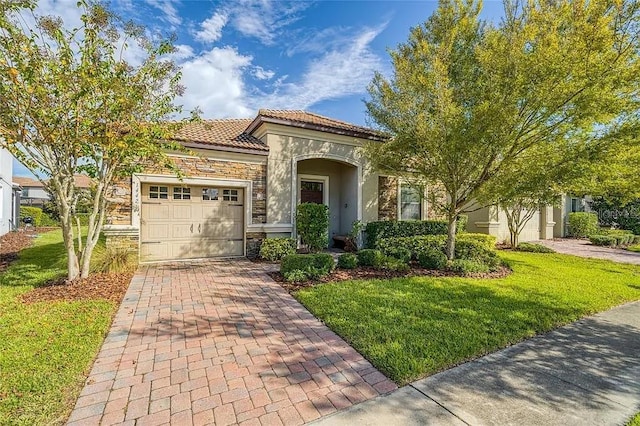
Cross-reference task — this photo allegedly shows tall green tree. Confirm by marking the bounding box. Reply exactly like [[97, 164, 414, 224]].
[[0, 1, 191, 280], [365, 0, 640, 259]]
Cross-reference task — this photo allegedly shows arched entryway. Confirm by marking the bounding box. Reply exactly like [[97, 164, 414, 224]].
[[294, 157, 360, 247]]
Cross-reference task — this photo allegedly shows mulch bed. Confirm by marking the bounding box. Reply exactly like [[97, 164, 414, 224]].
[[20, 272, 134, 304], [271, 264, 512, 293], [0, 228, 133, 304]]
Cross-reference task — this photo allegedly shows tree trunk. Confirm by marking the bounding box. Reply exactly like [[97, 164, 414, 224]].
[[445, 213, 457, 260], [60, 216, 80, 281]]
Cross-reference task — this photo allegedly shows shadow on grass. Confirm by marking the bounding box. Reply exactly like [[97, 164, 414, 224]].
[[0, 239, 68, 288]]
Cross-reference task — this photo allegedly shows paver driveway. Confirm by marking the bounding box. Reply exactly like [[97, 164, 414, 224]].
[[538, 239, 640, 265], [67, 260, 396, 425]]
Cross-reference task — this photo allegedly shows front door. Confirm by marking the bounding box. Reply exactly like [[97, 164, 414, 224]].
[[300, 180, 324, 204]]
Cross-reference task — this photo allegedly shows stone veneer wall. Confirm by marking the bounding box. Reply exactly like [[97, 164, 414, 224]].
[[378, 176, 398, 221], [106, 155, 268, 258]]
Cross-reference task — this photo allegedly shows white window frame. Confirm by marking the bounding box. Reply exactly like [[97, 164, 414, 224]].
[[297, 174, 329, 206], [396, 181, 428, 221]]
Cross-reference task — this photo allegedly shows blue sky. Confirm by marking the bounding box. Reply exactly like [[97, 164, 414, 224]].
[[13, 0, 505, 176]]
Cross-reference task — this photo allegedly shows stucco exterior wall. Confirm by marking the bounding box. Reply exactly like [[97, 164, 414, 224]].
[[262, 124, 379, 228]]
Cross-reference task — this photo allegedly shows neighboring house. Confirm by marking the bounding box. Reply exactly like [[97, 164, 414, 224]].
[[13, 174, 93, 207], [12, 176, 50, 206], [0, 149, 21, 235], [104, 109, 561, 262]]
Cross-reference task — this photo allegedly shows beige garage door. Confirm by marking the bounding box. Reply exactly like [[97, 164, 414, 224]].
[[140, 184, 244, 262]]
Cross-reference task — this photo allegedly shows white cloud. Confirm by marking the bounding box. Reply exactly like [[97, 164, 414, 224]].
[[227, 0, 310, 45], [252, 66, 275, 81], [177, 46, 254, 118], [195, 11, 228, 43], [254, 25, 386, 110], [144, 0, 182, 26]]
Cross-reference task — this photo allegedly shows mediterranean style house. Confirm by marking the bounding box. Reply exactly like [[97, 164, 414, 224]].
[[103, 110, 558, 262]]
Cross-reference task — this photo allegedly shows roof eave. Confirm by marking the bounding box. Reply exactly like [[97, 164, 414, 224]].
[[246, 116, 388, 142], [179, 141, 269, 156]]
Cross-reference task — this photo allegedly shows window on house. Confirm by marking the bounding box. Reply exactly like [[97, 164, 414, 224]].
[[223, 189, 238, 202], [173, 187, 191, 200], [202, 188, 219, 201], [400, 184, 422, 220], [571, 197, 584, 213], [149, 186, 168, 199], [21, 188, 28, 198]]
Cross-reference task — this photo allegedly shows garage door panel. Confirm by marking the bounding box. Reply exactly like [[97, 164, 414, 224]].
[[144, 204, 170, 220], [145, 223, 171, 239], [140, 184, 245, 261], [172, 223, 193, 238], [172, 205, 192, 220], [140, 242, 169, 261]]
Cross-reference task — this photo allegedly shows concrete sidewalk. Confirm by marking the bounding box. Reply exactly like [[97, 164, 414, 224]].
[[313, 301, 640, 426]]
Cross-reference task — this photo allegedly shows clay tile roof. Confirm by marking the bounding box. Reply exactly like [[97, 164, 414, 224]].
[[12, 176, 44, 187], [252, 109, 387, 141], [73, 174, 93, 188], [173, 119, 268, 152]]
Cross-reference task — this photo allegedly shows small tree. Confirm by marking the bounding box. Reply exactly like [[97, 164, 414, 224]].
[[296, 203, 329, 252], [365, 0, 640, 259], [0, 1, 190, 280]]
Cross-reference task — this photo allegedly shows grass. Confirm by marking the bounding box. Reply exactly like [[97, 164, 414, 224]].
[[628, 412, 640, 426], [628, 245, 640, 253], [0, 230, 117, 425], [295, 251, 640, 385]]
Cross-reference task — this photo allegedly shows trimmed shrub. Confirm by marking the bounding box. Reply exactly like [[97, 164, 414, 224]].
[[456, 233, 497, 251], [377, 235, 446, 260], [589, 235, 617, 246], [568, 212, 599, 238], [381, 256, 410, 272], [365, 217, 467, 248], [448, 259, 490, 275], [418, 248, 448, 270], [516, 243, 555, 253], [19, 206, 43, 226], [281, 253, 335, 282], [634, 235, 640, 244], [259, 238, 296, 261], [337, 253, 358, 269], [454, 240, 501, 270], [296, 203, 330, 252], [357, 249, 385, 268], [381, 247, 412, 263]]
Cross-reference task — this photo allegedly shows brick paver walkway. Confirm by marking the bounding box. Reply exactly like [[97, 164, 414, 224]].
[[537, 239, 640, 265], [67, 260, 396, 425]]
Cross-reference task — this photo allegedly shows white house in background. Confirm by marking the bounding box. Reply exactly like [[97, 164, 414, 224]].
[[12, 176, 50, 206], [0, 149, 21, 236]]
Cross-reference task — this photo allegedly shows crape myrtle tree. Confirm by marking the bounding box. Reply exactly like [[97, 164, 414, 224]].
[[365, 0, 640, 259], [0, 0, 192, 280]]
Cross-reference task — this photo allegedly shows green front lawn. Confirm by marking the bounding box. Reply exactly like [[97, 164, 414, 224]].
[[296, 251, 640, 385], [0, 230, 116, 425], [628, 412, 640, 426], [628, 245, 640, 253]]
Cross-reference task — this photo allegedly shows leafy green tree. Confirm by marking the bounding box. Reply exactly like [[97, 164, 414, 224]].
[[365, 0, 640, 259], [0, 1, 191, 280]]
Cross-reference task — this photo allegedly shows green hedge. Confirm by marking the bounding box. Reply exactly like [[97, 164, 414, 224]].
[[357, 249, 386, 268], [418, 248, 448, 269], [516, 242, 555, 253], [568, 212, 599, 238], [280, 253, 335, 282], [259, 238, 297, 261], [296, 203, 330, 252], [364, 216, 468, 249], [589, 235, 617, 246], [337, 253, 358, 269], [19, 206, 60, 227], [448, 259, 490, 275], [377, 233, 496, 260]]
